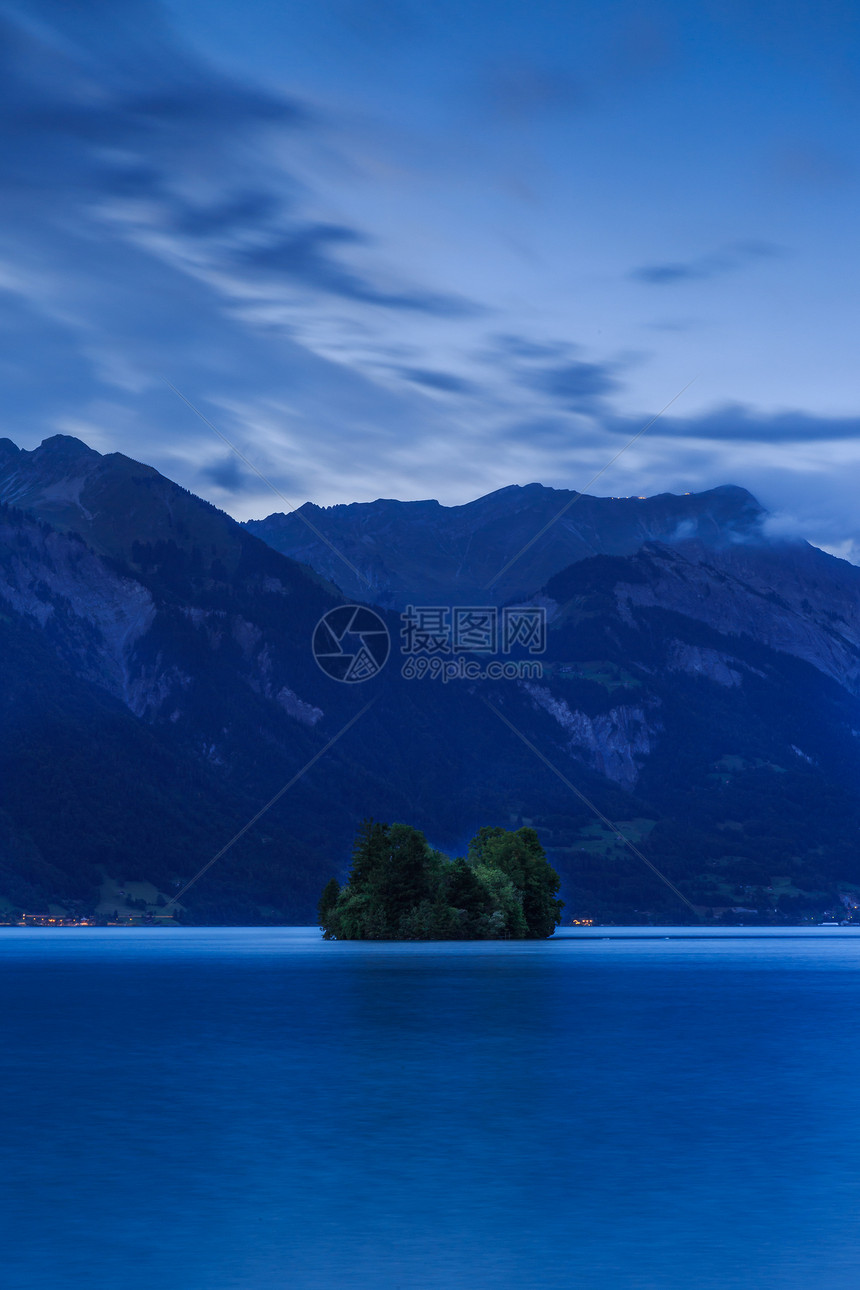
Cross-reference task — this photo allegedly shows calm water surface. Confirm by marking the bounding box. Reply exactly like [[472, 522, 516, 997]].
[[1, 926, 860, 1289]]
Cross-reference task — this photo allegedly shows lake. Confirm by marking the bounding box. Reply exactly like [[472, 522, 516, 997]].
[[1, 926, 860, 1289]]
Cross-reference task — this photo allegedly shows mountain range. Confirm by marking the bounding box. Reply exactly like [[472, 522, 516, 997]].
[[245, 481, 765, 607], [3, 433, 860, 925]]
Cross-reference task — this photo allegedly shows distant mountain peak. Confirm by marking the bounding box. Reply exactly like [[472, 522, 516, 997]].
[[702, 483, 756, 495], [34, 434, 100, 462], [0, 438, 20, 466], [481, 482, 554, 498]]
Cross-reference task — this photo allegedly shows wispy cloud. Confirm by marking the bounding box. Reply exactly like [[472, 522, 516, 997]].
[[630, 240, 785, 285], [394, 366, 479, 394], [2, 0, 860, 567], [476, 334, 627, 413], [643, 404, 860, 443], [232, 224, 476, 315], [485, 333, 572, 361], [524, 359, 623, 411], [0, 0, 476, 494]]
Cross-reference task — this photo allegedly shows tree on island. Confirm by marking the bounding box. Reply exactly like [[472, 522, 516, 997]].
[[318, 820, 563, 940]]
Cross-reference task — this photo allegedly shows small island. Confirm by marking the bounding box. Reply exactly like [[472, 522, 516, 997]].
[[318, 821, 563, 940]]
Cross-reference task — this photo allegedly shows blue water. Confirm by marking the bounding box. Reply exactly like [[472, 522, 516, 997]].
[[2, 928, 860, 1289]]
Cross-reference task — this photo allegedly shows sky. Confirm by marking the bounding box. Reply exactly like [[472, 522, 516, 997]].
[[2, 0, 860, 556]]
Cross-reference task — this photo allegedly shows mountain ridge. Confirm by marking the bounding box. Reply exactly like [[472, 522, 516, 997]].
[[4, 433, 860, 926], [245, 479, 767, 607]]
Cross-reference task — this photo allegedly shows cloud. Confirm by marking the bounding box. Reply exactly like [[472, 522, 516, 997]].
[[169, 192, 282, 238], [0, 0, 477, 333], [630, 240, 785, 285], [475, 333, 626, 411], [0, 5, 309, 168], [234, 224, 476, 315], [486, 333, 571, 361], [524, 359, 623, 411], [200, 454, 246, 493], [395, 366, 478, 394], [645, 404, 860, 443], [0, 0, 487, 506]]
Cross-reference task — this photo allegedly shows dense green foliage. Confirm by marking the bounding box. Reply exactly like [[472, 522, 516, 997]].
[[318, 821, 563, 940]]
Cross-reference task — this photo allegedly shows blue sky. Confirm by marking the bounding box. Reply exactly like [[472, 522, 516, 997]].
[[2, 0, 860, 555]]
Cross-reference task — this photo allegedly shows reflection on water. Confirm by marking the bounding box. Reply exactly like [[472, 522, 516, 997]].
[[1, 927, 860, 1289]]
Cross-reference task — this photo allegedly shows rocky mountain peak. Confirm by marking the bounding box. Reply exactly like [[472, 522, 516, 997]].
[[35, 434, 100, 462], [0, 438, 20, 466]]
